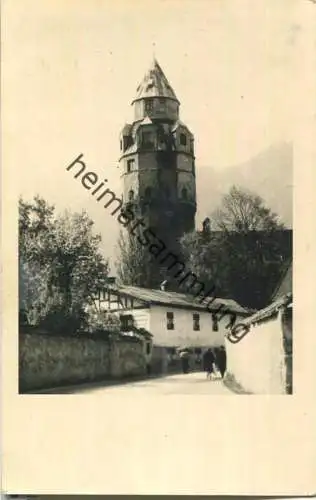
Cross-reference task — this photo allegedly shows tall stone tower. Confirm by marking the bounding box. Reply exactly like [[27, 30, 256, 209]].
[[119, 58, 196, 287]]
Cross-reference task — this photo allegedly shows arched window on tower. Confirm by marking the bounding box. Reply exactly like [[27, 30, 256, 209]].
[[127, 159, 135, 173], [145, 99, 154, 113], [181, 187, 188, 200], [180, 133, 187, 146], [128, 190, 134, 201], [142, 131, 154, 149]]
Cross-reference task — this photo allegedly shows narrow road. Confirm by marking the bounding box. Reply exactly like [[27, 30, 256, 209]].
[[35, 372, 233, 395]]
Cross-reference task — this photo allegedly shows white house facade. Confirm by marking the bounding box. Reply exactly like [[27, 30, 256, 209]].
[[225, 260, 292, 394], [93, 284, 249, 352]]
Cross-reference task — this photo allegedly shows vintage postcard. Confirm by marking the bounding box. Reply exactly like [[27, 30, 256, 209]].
[[2, 0, 315, 495]]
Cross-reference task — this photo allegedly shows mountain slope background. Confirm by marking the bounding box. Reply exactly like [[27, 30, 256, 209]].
[[195, 141, 293, 231]]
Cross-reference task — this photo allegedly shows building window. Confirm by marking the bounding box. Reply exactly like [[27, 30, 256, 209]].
[[120, 314, 134, 331], [120, 139, 123, 150], [142, 131, 154, 149], [145, 99, 154, 112], [127, 159, 135, 173], [180, 133, 187, 146], [146, 342, 151, 355], [128, 190, 134, 201], [166, 311, 174, 330], [212, 313, 218, 331], [193, 313, 200, 331], [181, 187, 188, 200]]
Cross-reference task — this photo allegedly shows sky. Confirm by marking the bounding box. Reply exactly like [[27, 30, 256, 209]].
[[3, 0, 310, 270]]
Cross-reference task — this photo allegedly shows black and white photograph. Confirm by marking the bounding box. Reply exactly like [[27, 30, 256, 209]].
[[3, 0, 316, 496], [16, 1, 294, 396]]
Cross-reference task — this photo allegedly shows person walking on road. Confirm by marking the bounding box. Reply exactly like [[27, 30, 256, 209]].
[[180, 349, 190, 374], [203, 348, 215, 379], [216, 345, 227, 379]]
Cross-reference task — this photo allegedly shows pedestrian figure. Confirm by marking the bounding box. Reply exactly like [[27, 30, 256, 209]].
[[203, 348, 215, 379], [212, 347, 219, 376], [180, 349, 190, 374], [216, 345, 227, 379]]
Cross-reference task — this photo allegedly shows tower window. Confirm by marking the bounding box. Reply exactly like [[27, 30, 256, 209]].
[[181, 187, 188, 200], [193, 313, 200, 331], [128, 190, 134, 201], [158, 98, 165, 110], [127, 159, 135, 173], [166, 312, 174, 330], [142, 131, 154, 149], [145, 99, 154, 112], [180, 133, 187, 146], [120, 139, 123, 150]]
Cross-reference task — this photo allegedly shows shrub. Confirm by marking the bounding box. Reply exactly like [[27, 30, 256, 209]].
[[86, 309, 121, 334], [38, 304, 88, 334]]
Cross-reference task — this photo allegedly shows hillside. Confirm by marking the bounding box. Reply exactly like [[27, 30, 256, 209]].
[[196, 142, 293, 230]]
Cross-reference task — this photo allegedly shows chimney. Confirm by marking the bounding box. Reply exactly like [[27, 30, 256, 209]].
[[160, 280, 168, 291]]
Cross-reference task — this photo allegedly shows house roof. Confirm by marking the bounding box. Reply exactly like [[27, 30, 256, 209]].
[[106, 284, 249, 315], [121, 123, 132, 135], [132, 58, 179, 104], [243, 292, 292, 326], [171, 120, 193, 135], [121, 143, 138, 156]]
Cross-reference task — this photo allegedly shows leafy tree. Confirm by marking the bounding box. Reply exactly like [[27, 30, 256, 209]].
[[86, 309, 121, 334], [180, 229, 230, 297], [180, 187, 291, 309], [116, 229, 158, 288], [19, 196, 55, 322], [19, 196, 109, 331], [212, 185, 285, 232]]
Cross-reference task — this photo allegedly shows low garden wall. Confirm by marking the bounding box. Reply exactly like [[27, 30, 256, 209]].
[[19, 329, 147, 392]]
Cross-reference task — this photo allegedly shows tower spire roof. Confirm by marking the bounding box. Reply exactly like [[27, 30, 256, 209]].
[[132, 58, 179, 104]]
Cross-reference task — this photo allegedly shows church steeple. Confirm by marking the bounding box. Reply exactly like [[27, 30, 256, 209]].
[[131, 59, 180, 122], [132, 58, 180, 104]]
